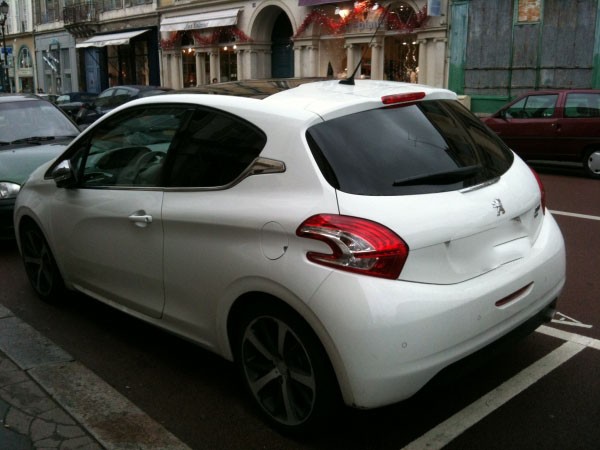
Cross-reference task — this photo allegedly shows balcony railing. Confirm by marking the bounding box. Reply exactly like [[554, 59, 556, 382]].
[[63, 2, 100, 25]]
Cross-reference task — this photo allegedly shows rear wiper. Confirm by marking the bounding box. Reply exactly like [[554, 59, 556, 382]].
[[393, 164, 482, 186], [8, 136, 57, 145]]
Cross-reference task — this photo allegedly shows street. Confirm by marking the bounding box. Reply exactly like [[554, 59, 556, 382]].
[[0, 165, 598, 450]]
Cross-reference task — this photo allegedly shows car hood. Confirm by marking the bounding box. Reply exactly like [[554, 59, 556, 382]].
[[0, 143, 68, 185]]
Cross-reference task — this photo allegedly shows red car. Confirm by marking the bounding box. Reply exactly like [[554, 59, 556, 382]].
[[482, 89, 600, 178]]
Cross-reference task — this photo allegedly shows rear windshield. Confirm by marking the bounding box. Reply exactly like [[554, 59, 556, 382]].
[[306, 100, 514, 195]]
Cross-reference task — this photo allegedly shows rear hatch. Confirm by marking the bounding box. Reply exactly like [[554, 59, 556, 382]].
[[306, 99, 545, 284]]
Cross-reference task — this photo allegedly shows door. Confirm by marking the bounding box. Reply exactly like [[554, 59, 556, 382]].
[[271, 12, 294, 78], [49, 104, 191, 318], [487, 93, 559, 159], [161, 105, 268, 342]]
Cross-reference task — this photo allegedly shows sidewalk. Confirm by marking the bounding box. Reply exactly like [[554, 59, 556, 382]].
[[0, 304, 192, 450]]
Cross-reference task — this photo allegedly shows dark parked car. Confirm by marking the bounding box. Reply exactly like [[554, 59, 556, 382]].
[[75, 85, 171, 126], [35, 93, 59, 104], [56, 92, 98, 119], [173, 77, 326, 98], [482, 89, 600, 178], [0, 93, 80, 239]]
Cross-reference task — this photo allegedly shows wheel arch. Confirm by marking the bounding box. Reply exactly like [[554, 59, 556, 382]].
[[224, 291, 351, 405], [15, 213, 72, 291], [582, 145, 600, 179]]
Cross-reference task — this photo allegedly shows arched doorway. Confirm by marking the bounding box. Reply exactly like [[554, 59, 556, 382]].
[[271, 12, 293, 78], [250, 5, 294, 79]]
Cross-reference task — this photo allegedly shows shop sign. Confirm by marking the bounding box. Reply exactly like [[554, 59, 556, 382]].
[[17, 68, 33, 77]]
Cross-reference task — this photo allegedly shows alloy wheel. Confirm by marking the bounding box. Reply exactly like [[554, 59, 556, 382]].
[[241, 315, 317, 426], [21, 226, 60, 299]]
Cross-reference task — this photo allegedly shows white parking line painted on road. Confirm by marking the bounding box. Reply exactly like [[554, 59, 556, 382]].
[[400, 336, 587, 450], [537, 324, 600, 351], [549, 210, 600, 221]]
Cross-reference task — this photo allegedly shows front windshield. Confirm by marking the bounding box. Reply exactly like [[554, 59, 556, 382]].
[[0, 99, 79, 144]]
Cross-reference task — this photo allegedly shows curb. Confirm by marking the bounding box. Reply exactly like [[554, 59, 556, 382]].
[[0, 304, 191, 450]]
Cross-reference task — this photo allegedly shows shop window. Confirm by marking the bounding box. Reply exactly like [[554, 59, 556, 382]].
[[181, 34, 196, 87], [18, 47, 32, 69], [135, 41, 149, 85], [219, 46, 237, 82]]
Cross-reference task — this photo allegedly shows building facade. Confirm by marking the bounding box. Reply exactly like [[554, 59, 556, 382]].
[[4, 0, 599, 108], [158, 0, 450, 89], [449, 0, 600, 114], [1, 0, 36, 93]]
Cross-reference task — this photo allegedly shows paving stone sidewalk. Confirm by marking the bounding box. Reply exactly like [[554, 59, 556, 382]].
[[0, 349, 103, 449], [0, 304, 191, 450]]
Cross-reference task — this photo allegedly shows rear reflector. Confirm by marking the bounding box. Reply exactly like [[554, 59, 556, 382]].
[[495, 283, 533, 307], [381, 92, 426, 105]]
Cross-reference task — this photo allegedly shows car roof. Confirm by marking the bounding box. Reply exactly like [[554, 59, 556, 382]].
[[263, 79, 457, 120], [0, 93, 45, 103], [515, 89, 600, 96], [121, 80, 456, 126]]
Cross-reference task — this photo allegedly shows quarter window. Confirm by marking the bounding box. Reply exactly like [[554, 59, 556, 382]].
[[564, 93, 600, 118], [166, 107, 267, 188]]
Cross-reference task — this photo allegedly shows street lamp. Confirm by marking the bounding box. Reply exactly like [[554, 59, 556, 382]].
[[0, 0, 10, 93]]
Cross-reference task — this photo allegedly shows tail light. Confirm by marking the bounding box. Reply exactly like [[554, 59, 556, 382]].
[[296, 214, 409, 279], [530, 168, 546, 215], [381, 92, 425, 105]]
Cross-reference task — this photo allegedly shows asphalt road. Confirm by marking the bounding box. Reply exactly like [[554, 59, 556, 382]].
[[0, 165, 598, 450]]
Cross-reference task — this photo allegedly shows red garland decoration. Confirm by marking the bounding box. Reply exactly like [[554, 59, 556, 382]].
[[160, 26, 253, 50], [293, 4, 429, 39], [387, 5, 428, 31], [294, 10, 347, 38], [160, 31, 183, 50]]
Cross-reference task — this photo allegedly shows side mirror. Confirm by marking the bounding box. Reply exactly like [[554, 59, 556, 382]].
[[52, 160, 77, 188]]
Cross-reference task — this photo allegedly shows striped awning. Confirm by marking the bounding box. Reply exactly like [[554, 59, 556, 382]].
[[160, 9, 240, 32], [76, 29, 149, 48]]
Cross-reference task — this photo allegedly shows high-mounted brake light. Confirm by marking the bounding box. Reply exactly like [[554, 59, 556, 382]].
[[530, 168, 546, 215], [296, 214, 409, 279], [381, 92, 426, 105]]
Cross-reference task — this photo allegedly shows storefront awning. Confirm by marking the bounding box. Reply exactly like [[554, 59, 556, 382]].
[[160, 9, 240, 32], [76, 29, 149, 48], [298, 0, 338, 6]]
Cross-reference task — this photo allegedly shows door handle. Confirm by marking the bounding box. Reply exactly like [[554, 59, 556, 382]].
[[128, 211, 153, 227]]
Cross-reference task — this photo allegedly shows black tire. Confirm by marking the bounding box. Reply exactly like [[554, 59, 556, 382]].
[[583, 148, 600, 179], [232, 300, 340, 435], [19, 222, 65, 302]]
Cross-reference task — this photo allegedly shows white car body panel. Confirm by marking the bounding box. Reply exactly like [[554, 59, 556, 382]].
[[13, 80, 566, 413]]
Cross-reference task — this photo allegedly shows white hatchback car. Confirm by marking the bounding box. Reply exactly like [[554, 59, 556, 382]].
[[14, 80, 566, 433]]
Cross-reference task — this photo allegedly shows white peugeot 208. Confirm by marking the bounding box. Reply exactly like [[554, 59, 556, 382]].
[[14, 79, 565, 434]]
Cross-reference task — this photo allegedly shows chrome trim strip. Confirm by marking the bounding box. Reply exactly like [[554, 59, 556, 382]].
[[459, 176, 501, 193]]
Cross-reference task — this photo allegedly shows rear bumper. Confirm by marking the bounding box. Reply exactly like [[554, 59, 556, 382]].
[[308, 212, 566, 409]]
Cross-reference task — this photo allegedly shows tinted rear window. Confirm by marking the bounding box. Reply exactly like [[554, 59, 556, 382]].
[[306, 100, 514, 195]]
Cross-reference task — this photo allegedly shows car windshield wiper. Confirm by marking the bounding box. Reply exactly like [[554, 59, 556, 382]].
[[8, 136, 58, 145], [393, 164, 482, 186]]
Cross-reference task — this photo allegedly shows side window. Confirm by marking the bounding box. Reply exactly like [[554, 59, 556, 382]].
[[167, 107, 267, 188], [565, 93, 600, 118], [507, 94, 558, 118], [77, 105, 189, 188]]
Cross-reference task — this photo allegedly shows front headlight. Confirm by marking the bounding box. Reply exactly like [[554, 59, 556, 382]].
[[0, 182, 21, 199]]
